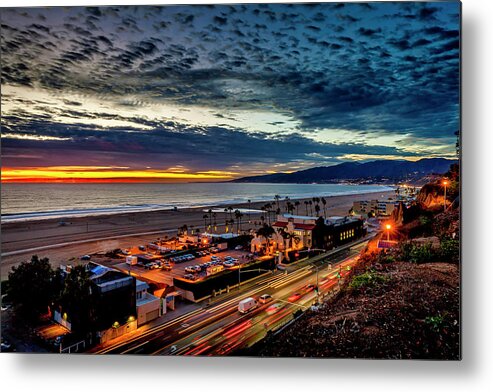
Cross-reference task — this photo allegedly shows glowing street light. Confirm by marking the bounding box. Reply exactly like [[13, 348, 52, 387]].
[[385, 223, 391, 241], [443, 180, 448, 212]]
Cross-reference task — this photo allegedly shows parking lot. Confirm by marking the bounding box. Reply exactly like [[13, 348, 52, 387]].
[[106, 247, 254, 286]]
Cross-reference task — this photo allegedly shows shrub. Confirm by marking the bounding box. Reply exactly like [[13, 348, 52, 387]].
[[439, 237, 460, 263], [409, 243, 435, 264], [349, 270, 389, 290]]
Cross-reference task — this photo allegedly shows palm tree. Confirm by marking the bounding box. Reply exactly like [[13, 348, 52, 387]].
[[257, 224, 275, 255], [247, 199, 251, 223], [314, 204, 321, 217], [308, 200, 313, 215], [202, 214, 208, 230], [321, 197, 327, 217], [294, 201, 300, 215], [274, 194, 281, 210], [212, 212, 217, 232], [304, 201, 309, 215], [234, 209, 244, 233]]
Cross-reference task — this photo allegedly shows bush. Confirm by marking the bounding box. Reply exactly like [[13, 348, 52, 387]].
[[409, 243, 435, 264], [439, 238, 460, 263], [349, 270, 389, 290]]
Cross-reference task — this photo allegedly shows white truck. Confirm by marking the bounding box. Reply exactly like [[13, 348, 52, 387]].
[[238, 297, 258, 314], [126, 256, 138, 265]]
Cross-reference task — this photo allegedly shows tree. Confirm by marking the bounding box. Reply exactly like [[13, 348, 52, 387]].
[[257, 224, 275, 255], [235, 209, 244, 233], [203, 214, 208, 230], [294, 200, 300, 215], [314, 204, 321, 217], [321, 197, 327, 217], [274, 194, 281, 210], [8, 255, 56, 322]]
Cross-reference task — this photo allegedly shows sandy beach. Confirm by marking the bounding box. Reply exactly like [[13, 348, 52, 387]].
[[1, 189, 394, 279]]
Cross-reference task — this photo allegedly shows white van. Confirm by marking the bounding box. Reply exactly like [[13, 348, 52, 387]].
[[238, 297, 258, 314]]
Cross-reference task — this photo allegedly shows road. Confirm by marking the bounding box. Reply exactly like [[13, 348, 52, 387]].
[[91, 245, 362, 355]]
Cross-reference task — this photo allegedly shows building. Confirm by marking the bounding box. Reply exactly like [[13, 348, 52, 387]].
[[87, 264, 137, 343], [135, 280, 163, 327], [258, 213, 366, 255], [272, 214, 316, 249], [353, 199, 397, 216], [311, 216, 367, 250]]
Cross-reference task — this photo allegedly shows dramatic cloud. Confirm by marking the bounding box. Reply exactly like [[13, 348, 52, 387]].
[[1, 2, 460, 179]]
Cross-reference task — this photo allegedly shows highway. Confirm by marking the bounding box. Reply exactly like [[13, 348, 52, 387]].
[[92, 243, 364, 355]]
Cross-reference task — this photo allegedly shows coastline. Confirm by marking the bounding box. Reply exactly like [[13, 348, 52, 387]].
[[1, 189, 395, 279]]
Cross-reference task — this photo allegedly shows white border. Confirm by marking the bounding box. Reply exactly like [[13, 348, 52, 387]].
[[2, 1, 493, 391]]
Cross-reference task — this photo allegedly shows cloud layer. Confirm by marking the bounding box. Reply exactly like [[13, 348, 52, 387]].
[[1, 2, 460, 177]]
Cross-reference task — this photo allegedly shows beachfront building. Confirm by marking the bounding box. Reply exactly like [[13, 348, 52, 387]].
[[353, 199, 397, 216], [311, 216, 367, 250], [136, 280, 163, 327], [87, 264, 138, 343], [272, 214, 316, 250]]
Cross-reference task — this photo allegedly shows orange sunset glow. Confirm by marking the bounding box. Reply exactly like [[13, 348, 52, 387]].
[[1, 166, 238, 183]]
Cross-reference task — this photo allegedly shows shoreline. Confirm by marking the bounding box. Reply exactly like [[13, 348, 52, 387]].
[[1, 184, 394, 224], [1, 189, 395, 279]]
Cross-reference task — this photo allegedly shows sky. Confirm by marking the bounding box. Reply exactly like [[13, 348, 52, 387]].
[[1, 1, 460, 182]]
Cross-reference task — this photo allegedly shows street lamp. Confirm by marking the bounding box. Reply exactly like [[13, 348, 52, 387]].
[[385, 224, 391, 241], [443, 180, 448, 212]]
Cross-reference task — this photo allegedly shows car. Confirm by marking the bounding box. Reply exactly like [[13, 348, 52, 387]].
[[1, 304, 12, 311], [138, 245, 146, 251], [150, 263, 161, 270], [184, 274, 195, 280], [288, 293, 302, 302], [223, 261, 235, 268], [162, 264, 172, 271], [81, 255, 91, 261], [266, 303, 283, 315], [210, 247, 219, 254], [1, 341, 13, 352], [121, 249, 130, 255], [303, 284, 316, 293], [185, 266, 195, 273], [259, 294, 273, 304], [144, 262, 156, 270], [203, 250, 210, 255], [193, 265, 202, 272], [234, 245, 243, 250]]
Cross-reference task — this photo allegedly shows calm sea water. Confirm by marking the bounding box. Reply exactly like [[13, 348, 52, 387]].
[[1, 183, 393, 222]]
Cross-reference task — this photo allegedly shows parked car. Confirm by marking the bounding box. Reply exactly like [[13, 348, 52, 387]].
[[80, 255, 91, 261], [184, 274, 195, 280], [223, 261, 235, 268], [185, 266, 195, 273], [138, 245, 146, 251], [210, 247, 219, 254], [1, 340, 13, 352], [235, 245, 243, 250], [162, 264, 172, 271]]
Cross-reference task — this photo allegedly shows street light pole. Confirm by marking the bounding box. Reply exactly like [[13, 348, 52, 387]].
[[385, 224, 391, 241], [443, 180, 448, 212]]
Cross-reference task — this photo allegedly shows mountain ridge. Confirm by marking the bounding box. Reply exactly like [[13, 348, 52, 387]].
[[231, 158, 456, 184]]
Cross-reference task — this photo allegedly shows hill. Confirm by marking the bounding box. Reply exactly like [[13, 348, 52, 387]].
[[232, 158, 456, 184]]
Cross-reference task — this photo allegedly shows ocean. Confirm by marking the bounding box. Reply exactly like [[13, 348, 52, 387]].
[[1, 182, 393, 223]]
